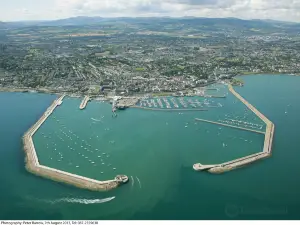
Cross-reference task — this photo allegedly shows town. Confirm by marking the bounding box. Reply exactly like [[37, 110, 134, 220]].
[[0, 17, 300, 96]]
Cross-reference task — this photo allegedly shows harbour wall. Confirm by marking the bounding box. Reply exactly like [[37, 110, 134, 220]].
[[194, 84, 275, 174], [22, 95, 121, 191]]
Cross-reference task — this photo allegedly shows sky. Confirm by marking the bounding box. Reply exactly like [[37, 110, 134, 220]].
[[1, 0, 300, 22]]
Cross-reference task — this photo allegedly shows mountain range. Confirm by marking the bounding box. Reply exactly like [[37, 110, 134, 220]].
[[0, 16, 300, 30]]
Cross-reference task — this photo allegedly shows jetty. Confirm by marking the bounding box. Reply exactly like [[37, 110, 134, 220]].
[[193, 84, 275, 174], [79, 96, 90, 110], [23, 95, 128, 191], [195, 118, 265, 134]]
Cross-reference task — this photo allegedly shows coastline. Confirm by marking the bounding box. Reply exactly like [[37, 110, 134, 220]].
[[238, 72, 300, 76], [1, 73, 299, 97], [22, 95, 125, 191]]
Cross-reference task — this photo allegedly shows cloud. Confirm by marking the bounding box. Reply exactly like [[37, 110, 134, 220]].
[[52, 0, 300, 21], [1, 0, 300, 22]]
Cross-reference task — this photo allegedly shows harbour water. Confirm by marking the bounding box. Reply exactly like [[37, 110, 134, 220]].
[[1, 74, 300, 219]]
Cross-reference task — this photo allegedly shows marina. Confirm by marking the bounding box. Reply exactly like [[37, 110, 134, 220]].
[[131, 106, 208, 111], [195, 118, 265, 134], [193, 84, 275, 174], [135, 96, 222, 111]]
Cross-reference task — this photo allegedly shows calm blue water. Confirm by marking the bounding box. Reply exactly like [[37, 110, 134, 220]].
[[1, 75, 300, 219]]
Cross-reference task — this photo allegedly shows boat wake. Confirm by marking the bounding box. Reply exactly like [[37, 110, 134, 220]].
[[30, 196, 115, 205], [91, 118, 103, 122], [136, 176, 142, 189]]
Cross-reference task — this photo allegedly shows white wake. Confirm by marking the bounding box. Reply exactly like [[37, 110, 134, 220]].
[[31, 196, 115, 205], [91, 118, 103, 122], [136, 176, 142, 189]]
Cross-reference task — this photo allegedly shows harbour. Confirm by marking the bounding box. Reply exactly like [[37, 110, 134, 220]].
[[193, 84, 275, 174], [1, 75, 300, 219], [23, 95, 128, 192]]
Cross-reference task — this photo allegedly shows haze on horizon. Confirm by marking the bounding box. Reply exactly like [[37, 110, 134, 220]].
[[1, 0, 300, 23]]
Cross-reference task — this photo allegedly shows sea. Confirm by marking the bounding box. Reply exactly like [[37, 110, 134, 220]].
[[0, 74, 300, 220]]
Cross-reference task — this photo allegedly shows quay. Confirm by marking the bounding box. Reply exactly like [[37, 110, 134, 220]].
[[193, 84, 275, 174], [79, 96, 90, 110], [23, 95, 128, 191], [195, 118, 265, 134]]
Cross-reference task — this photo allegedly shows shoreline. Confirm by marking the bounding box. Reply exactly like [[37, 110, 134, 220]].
[[238, 72, 300, 76], [22, 95, 126, 191], [0, 73, 299, 96]]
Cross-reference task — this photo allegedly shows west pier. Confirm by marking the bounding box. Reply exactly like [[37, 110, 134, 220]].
[[23, 95, 128, 191], [193, 84, 275, 174]]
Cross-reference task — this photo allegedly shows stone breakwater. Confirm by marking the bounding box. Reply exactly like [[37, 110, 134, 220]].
[[22, 95, 124, 191], [194, 84, 275, 174]]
